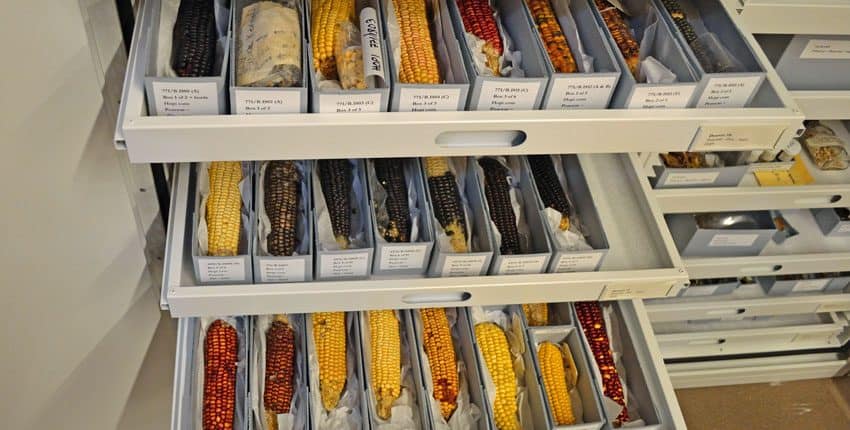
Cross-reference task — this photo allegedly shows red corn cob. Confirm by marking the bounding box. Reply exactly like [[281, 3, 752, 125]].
[[264, 315, 296, 429], [203, 320, 239, 430], [457, 0, 503, 75]]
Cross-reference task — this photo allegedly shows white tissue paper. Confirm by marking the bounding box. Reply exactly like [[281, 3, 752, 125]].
[[636, 7, 677, 84], [258, 161, 311, 256], [308, 313, 363, 430], [197, 162, 253, 256], [195, 317, 248, 430], [314, 160, 369, 251], [369, 159, 421, 244], [253, 315, 309, 430]]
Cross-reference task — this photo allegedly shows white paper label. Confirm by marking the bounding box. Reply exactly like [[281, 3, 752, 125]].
[[475, 80, 541, 111], [234, 90, 301, 114], [545, 76, 617, 110], [682, 285, 719, 297], [837, 223, 850, 234], [697, 76, 763, 108], [690, 124, 784, 151], [198, 258, 246, 283], [379, 245, 429, 271], [441, 254, 488, 277], [152, 81, 219, 115], [626, 85, 695, 109], [553, 252, 604, 273], [319, 252, 370, 278], [397, 87, 462, 112], [800, 39, 850, 60], [599, 282, 672, 299], [792, 279, 829, 293], [708, 233, 759, 247], [748, 161, 795, 172], [259, 258, 307, 283], [663, 171, 721, 186], [360, 8, 386, 80], [319, 93, 383, 113], [495, 255, 547, 275]]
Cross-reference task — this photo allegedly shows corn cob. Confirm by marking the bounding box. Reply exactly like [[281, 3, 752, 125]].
[[264, 315, 296, 429], [393, 0, 441, 84], [527, 155, 571, 231], [374, 159, 412, 243], [526, 0, 577, 73], [474, 322, 519, 430], [478, 158, 521, 255], [575, 302, 629, 426], [424, 157, 468, 253], [522, 303, 548, 326], [593, 0, 639, 78], [206, 162, 243, 256], [368, 310, 402, 420], [457, 0, 503, 75], [264, 161, 301, 256], [313, 312, 348, 411], [311, 0, 355, 80], [318, 159, 353, 249], [203, 319, 239, 430], [538, 341, 576, 425], [171, 0, 218, 77], [420, 308, 459, 420], [660, 0, 697, 43]]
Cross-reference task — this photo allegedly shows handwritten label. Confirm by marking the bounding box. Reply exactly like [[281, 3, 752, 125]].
[[682, 285, 719, 297], [234, 90, 301, 114], [440, 254, 488, 277], [319, 252, 370, 278], [627, 85, 695, 109], [690, 124, 784, 151], [697, 76, 763, 108], [553, 252, 604, 273], [495, 255, 547, 275], [800, 39, 850, 60], [708, 234, 758, 247], [360, 8, 385, 81], [379, 245, 429, 271], [318, 92, 383, 113], [600, 282, 673, 300], [545, 76, 617, 110], [198, 258, 246, 283], [152, 81, 219, 115], [663, 171, 720, 186], [397, 87, 462, 112], [475, 80, 541, 111], [792, 279, 829, 293], [259, 258, 306, 283]]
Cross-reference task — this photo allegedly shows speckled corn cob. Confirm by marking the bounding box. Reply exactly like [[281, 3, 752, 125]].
[[172, 0, 217, 77], [593, 0, 639, 78], [538, 341, 576, 425], [457, 0, 503, 75], [264, 315, 296, 430], [203, 320, 238, 430], [318, 159, 353, 249], [207, 162, 243, 256], [522, 303, 548, 326], [575, 302, 629, 426], [313, 312, 347, 411], [264, 161, 301, 256], [311, 0, 355, 79], [374, 159, 412, 243], [369, 310, 402, 420], [479, 158, 520, 255], [424, 157, 468, 253], [660, 0, 697, 43], [420, 308, 459, 420], [527, 155, 570, 231], [526, 0, 577, 73], [475, 322, 519, 430], [394, 0, 441, 83]]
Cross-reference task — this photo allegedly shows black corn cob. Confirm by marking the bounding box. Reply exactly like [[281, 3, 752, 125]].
[[478, 158, 521, 255], [171, 0, 217, 77], [423, 158, 468, 253], [264, 161, 301, 256], [318, 159, 353, 249], [528, 155, 571, 231], [374, 159, 412, 243], [660, 0, 697, 42]]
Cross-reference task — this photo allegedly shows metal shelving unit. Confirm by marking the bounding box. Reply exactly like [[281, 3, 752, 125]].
[[724, 0, 850, 36]]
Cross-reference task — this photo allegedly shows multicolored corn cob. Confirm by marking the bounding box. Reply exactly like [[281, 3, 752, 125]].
[[318, 159, 353, 249], [264, 161, 301, 256], [206, 162, 243, 256], [420, 308, 459, 420], [527, 155, 571, 231], [457, 0, 503, 75], [593, 0, 640, 77], [522, 303, 549, 326], [475, 322, 520, 430], [313, 312, 348, 411], [203, 319, 238, 430], [526, 0, 577, 73], [479, 158, 521, 255], [264, 315, 296, 429], [172, 0, 218, 77], [369, 310, 402, 420], [311, 0, 355, 80], [374, 159, 412, 243], [393, 0, 441, 83], [424, 157, 468, 253]]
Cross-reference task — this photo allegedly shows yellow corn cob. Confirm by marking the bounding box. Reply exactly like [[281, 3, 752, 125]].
[[313, 312, 347, 411], [420, 308, 459, 420], [311, 0, 355, 80], [474, 322, 519, 430], [393, 0, 441, 84], [424, 157, 468, 253], [206, 162, 243, 256], [522, 304, 548, 327], [538, 341, 576, 425], [369, 310, 402, 420]]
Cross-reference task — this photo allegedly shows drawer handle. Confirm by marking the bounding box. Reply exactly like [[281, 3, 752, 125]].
[[402, 292, 472, 304], [688, 338, 727, 346], [436, 131, 526, 148], [740, 265, 783, 274], [706, 308, 747, 316], [792, 195, 842, 206]]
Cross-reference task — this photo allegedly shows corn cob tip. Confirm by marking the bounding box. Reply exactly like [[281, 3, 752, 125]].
[[335, 235, 350, 250], [265, 410, 278, 430], [483, 43, 502, 76], [559, 216, 570, 231], [445, 221, 468, 253]]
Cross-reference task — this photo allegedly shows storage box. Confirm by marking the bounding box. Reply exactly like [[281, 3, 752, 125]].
[[589, 0, 698, 109], [652, 0, 766, 108], [447, 0, 549, 110], [145, 0, 231, 115], [381, 0, 471, 112], [367, 159, 435, 277], [678, 278, 740, 297], [312, 160, 375, 281], [758, 274, 850, 296], [666, 211, 776, 258], [423, 158, 496, 277], [305, 0, 391, 112], [518, 302, 575, 327], [812, 207, 850, 237], [253, 161, 313, 283], [191, 163, 254, 285], [774, 35, 850, 91], [651, 153, 750, 189], [520, 0, 622, 110], [229, 0, 309, 114], [471, 157, 552, 275]]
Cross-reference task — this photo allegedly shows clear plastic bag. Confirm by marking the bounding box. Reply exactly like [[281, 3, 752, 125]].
[[800, 121, 850, 171], [335, 20, 367, 90], [695, 212, 766, 230], [689, 32, 744, 73]]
